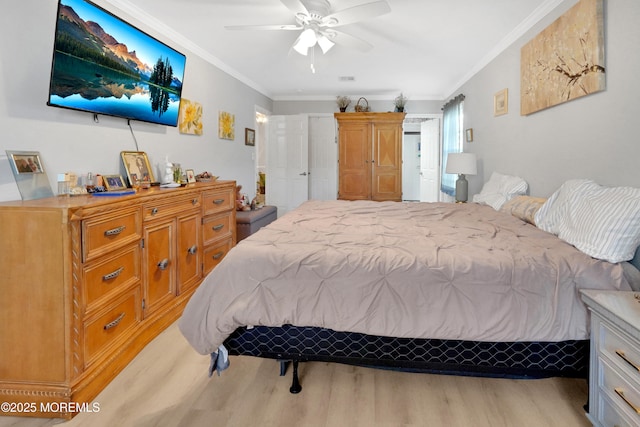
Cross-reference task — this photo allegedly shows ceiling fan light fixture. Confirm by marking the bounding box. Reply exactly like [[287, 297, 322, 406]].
[[293, 28, 317, 55], [317, 35, 335, 53]]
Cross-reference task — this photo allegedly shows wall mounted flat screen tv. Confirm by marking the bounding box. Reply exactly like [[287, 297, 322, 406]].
[[47, 0, 186, 126]]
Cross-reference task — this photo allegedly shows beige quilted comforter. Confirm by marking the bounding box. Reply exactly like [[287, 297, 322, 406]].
[[180, 200, 631, 355]]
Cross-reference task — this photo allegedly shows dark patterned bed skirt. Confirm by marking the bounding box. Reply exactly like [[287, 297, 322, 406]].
[[224, 325, 589, 379]]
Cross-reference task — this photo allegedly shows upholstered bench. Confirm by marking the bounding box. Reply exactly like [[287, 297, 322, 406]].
[[236, 205, 277, 242]]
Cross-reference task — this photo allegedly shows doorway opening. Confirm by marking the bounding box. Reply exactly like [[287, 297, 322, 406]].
[[402, 115, 442, 202]]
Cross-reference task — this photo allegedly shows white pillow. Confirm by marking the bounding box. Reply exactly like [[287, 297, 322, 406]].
[[534, 179, 592, 234], [472, 172, 528, 210], [536, 180, 640, 263]]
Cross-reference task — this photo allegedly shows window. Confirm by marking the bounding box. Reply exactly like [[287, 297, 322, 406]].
[[440, 94, 465, 196]]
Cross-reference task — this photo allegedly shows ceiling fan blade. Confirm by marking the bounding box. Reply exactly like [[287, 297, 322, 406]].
[[322, 1, 390, 27], [280, 0, 309, 17], [329, 30, 373, 52], [225, 24, 302, 31]]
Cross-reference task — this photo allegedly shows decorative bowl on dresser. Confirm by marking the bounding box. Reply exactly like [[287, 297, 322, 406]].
[[0, 181, 235, 419], [581, 290, 640, 427]]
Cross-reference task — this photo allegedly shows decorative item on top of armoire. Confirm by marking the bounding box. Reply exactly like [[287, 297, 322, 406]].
[[178, 99, 203, 135], [336, 96, 351, 112], [219, 111, 235, 140], [520, 0, 605, 115], [335, 112, 405, 201], [393, 93, 408, 112], [354, 97, 370, 112]]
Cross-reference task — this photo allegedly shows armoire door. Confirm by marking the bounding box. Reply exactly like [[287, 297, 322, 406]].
[[338, 121, 371, 200], [371, 121, 402, 201]]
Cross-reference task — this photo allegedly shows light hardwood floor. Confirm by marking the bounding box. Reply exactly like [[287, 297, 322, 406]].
[[0, 321, 591, 427]]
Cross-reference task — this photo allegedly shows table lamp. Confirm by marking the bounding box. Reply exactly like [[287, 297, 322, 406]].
[[446, 152, 477, 203]]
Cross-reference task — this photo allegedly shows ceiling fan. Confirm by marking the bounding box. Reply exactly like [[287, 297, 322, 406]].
[[225, 0, 391, 56]]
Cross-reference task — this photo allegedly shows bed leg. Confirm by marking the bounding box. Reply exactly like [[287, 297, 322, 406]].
[[289, 360, 302, 394], [279, 360, 289, 376]]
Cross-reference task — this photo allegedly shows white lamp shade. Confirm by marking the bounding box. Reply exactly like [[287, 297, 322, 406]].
[[293, 28, 317, 55], [446, 152, 477, 175], [317, 35, 335, 53]]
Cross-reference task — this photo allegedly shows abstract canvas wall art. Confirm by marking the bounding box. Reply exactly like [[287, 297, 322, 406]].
[[520, 0, 605, 115]]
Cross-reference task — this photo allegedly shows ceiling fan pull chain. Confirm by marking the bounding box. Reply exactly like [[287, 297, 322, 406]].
[[310, 46, 316, 74]]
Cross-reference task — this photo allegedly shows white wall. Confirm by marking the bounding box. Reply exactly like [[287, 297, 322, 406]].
[[455, 0, 640, 197], [0, 0, 272, 202]]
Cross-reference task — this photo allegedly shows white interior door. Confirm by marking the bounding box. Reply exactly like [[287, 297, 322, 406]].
[[420, 118, 441, 202], [266, 115, 309, 216], [308, 115, 337, 200], [402, 132, 421, 201]]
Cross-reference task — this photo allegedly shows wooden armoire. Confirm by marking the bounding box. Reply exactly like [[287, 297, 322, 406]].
[[335, 112, 406, 201]]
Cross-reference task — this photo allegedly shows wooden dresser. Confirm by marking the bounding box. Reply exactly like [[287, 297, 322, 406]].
[[334, 112, 405, 201], [581, 290, 640, 427], [0, 181, 235, 419]]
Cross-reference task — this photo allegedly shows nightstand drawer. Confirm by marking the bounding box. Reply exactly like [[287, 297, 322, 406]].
[[600, 321, 640, 383], [83, 208, 142, 262], [203, 238, 233, 275], [599, 391, 637, 427], [83, 244, 141, 310], [84, 288, 141, 366], [203, 212, 233, 245], [600, 358, 640, 422], [203, 188, 235, 215]]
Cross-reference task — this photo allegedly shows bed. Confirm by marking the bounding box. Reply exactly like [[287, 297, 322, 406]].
[[180, 181, 640, 392]]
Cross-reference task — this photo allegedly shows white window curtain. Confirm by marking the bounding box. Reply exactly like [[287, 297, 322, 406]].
[[440, 94, 465, 196]]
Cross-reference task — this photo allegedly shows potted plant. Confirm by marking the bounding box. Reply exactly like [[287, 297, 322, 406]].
[[394, 93, 408, 112], [336, 96, 351, 112]]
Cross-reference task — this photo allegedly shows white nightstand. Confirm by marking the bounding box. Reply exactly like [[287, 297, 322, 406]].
[[581, 290, 640, 427]]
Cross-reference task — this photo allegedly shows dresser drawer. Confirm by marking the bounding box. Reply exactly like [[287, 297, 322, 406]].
[[600, 357, 640, 423], [84, 288, 141, 366], [599, 391, 637, 427], [83, 244, 141, 310], [203, 238, 233, 275], [83, 208, 142, 262], [600, 320, 640, 383], [203, 212, 233, 245], [144, 195, 201, 221], [203, 188, 235, 216]]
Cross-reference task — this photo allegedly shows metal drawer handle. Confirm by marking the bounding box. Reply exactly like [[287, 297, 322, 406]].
[[188, 245, 198, 255], [192, 198, 198, 205], [103, 312, 125, 330], [212, 251, 224, 260], [615, 388, 640, 414], [616, 350, 640, 372], [104, 226, 126, 236], [151, 208, 159, 215], [213, 199, 224, 205], [102, 267, 124, 281], [157, 258, 169, 270], [212, 224, 224, 231]]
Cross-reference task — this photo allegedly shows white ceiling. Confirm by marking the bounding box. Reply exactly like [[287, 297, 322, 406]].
[[104, 0, 564, 101]]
